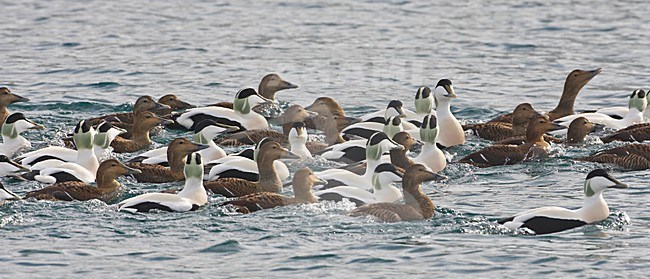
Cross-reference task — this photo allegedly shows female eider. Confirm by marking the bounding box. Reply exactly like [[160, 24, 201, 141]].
[[157, 94, 196, 114], [554, 89, 647, 130], [118, 153, 207, 213], [458, 116, 565, 167], [0, 112, 44, 157], [600, 122, 650, 143], [433, 79, 465, 148], [350, 164, 447, 222], [220, 167, 325, 214], [0, 87, 30, 125], [218, 105, 316, 146], [175, 88, 272, 131], [389, 132, 418, 169], [577, 143, 650, 170], [111, 111, 174, 153], [205, 138, 291, 181], [126, 138, 209, 183], [132, 119, 232, 166], [463, 103, 541, 141], [86, 95, 169, 126], [204, 139, 300, 198], [315, 132, 403, 190], [498, 169, 628, 235], [489, 68, 603, 123], [304, 97, 347, 130], [315, 163, 404, 206], [24, 159, 141, 202]]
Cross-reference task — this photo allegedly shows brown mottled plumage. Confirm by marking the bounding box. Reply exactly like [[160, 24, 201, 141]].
[[464, 103, 541, 141], [204, 141, 300, 197], [111, 112, 173, 153], [459, 116, 566, 167], [578, 143, 650, 170], [601, 123, 650, 143], [220, 168, 325, 213], [305, 115, 362, 154], [390, 132, 418, 169], [209, 74, 298, 107], [489, 68, 602, 123], [0, 87, 30, 125], [86, 95, 168, 126], [24, 159, 141, 202], [219, 105, 314, 146], [350, 164, 446, 222], [304, 97, 346, 130], [127, 138, 209, 183]]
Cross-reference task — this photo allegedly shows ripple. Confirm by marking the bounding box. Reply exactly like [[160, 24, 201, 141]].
[[199, 240, 246, 254]]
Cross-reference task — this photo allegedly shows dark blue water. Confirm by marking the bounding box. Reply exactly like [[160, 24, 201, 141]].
[[2, 0, 650, 277]]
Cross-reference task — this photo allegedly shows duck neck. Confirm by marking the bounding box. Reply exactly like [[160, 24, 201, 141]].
[[96, 171, 120, 193], [282, 123, 293, 136], [402, 177, 435, 218], [390, 147, 414, 169], [511, 119, 529, 136], [577, 191, 609, 223], [362, 158, 382, 181], [1, 134, 28, 154], [549, 85, 579, 119], [0, 107, 8, 124], [325, 121, 345, 145], [290, 139, 310, 158], [178, 177, 208, 205], [294, 184, 318, 203], [256, 155, 281, 193], [436, 99, 452, 117], [131, 121, 153, 145], [76, 148, 99, 174], [167, 151, 187, 174]]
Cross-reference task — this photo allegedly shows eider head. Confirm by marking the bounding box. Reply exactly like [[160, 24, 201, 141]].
[[289, 122, 308, 145], [93, 122, 127, 148], [158, 94, 196, 110], [184, 152, 204, 180], [419, 114, 439, 144], [433, 79, 456, 107], [366, 132, 403, 161], [72, 120, 94, 150], [233, 88, 272, 114], [583, 169, 628, 197], [371, 163, 403, 191], [0, 87, 30, 105], [192, 120, 237, 144], [384, 100, 406, 119], [628, 89, 647, 113], [0, 155, 30, 176], [382, 116, 403, 139], [415, 86, 434, 114], [1, 112, 44, 139]]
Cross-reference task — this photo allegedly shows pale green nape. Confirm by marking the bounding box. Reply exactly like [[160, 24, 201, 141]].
[[93, 132, 110, 148], [193, 132, 209, 144], [629, 93, 647, 112], [584, 180, 595, 197], [73, 131, 93, 149], [420, 126, 439, 144], [371, 172, 382, 191], [1, 123, 18, 139], [365, 143, 382, 161], [184, 160, 204, 179], [233, 97, 251, 114], [415, 96, 433, 114], [383, 119, 401, 139]]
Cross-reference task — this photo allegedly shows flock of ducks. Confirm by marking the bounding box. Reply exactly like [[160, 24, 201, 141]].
[[0, 69, 644, 235]]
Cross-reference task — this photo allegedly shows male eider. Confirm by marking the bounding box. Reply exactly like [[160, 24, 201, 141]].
[[498, 169, 628, 235], [0, 112, 45, 157], [463, 103, 541, 141], [315, 163, 404, 206], [554, 89, 646, 130]]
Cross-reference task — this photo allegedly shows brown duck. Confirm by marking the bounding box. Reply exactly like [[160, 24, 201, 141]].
[[0, 87, 30, 125], [578, 143, 650, 170], [390, 131, 418, 169], [218, 105, 316, 146], [304, 97, 346, 130], [204, 140, 300, 198], [110, 111, 174, 153], [601, 123, 650, 143], [220, 167, 326, 214], [489, 68, 602, 123], [156, 94, 196, 114], [86, 95, 169, 126], [211, 74, 298, 109], [458, 116, 566, 167], [464, 103, 541, 141], [496, 116, 596, 145], [350, 164, 446, 222], [305, 115, 362, 154], [127, 138, 209, 183], [24, 159, 141, 202]]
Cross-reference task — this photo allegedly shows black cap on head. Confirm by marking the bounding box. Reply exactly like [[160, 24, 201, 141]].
[[416, 87, 431, 99], [236, 88, 258, 99], [387, 100, 403, 109], [237, 149, 254, 159], [586, 169, 612, 180], [390, 117, 401, 126], [368, 132, 389, 146], [4, 113, 26, 124], [421, 115, 438, 129], [436, 79, 452, 87], [292, 122, 305, 129], [186, 153, 202, 165], [97, 122, 112, 133], [635, 89, 646, 99], [75, 120, 91, 134], [0, 155, 10, 162]]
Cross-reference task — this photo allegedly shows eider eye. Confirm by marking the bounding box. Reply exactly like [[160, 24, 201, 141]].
[[573, 74, 577, 77]]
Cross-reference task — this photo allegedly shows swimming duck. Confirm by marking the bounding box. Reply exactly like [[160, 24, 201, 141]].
[[600, 123, 650, 143], [577, 143, 650, 170], [489, 68, 603, 123], [0, 112, 44, 157], [86, 95, 169, 126], [315, 132, 403, 190], [204, 139, 300, 198], [288, 122, 311, 159], [24, 159, 141, 202], [118, 153, 208, 213], [565, 117, 598, 144], [304, 97, 347, 130], [305, 115, 362, 156], [584, 89, 650, 121], [458, 116, 565, 167], [211, 74, 299, 110], [343, 100, 419, 140], [0, 155, 30, 177], [126, 138, 209, 183], [498, 169, 628, 235], [92, 122, 127, 160], [554, 89, 647, 130], [175, 88, 272, 131], [131, 120, 232, 166], [0, 183, 21, 202], [389, 132, 418, 169], [218, 105, 316, 146], [220, 167, 325, 214], [0, 87, 30, 125], [350, 164, 447, 222], [205, 138, 291, 182], [110, 111, 174, 153], [315, 163, 404, 206], [433, 79, 465, 148], [156, 94, 196, 114], [463, 103, 541, 141], [412, 115, 446, 172], [361, 87, 436, 127]]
